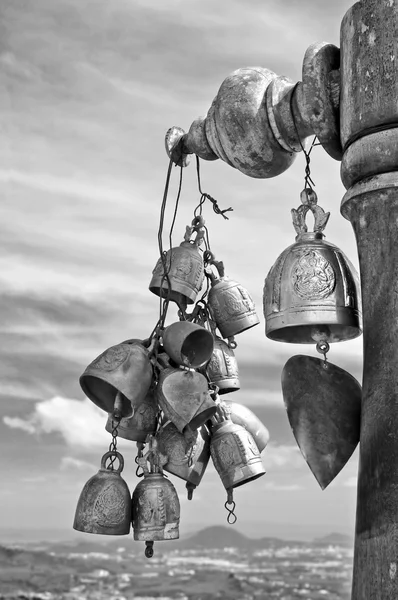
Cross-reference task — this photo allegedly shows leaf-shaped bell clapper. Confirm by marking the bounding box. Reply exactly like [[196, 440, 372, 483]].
[[210, 404, 265, 522], [156, 357, 217, 432], [73, 451, 131, 536], [105, 390, 158, 443], [205, 337, 240, 394], [149, 216, 206, 307], [207, 259, 260, 339], [223, 401, 269, 452], [162, 321, 214, 369], [263, 189, 362, 344], [156, 420, 210, 500], [80, 339, 153, 418], [132, 436, 180, 558]]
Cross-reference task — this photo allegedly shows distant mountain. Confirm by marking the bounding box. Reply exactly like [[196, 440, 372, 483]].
[[313, 532, 353, 546]]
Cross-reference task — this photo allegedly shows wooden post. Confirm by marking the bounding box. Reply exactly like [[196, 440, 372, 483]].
[[340, 1, 398, 597]]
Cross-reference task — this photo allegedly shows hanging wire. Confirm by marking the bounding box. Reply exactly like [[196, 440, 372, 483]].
[[290, 83, 320, 191], [106, 418, 120, 471], [195, 156, 233, 220]]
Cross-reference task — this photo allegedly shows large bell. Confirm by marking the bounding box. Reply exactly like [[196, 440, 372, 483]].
[[205, 337, 240, 394], [263, 189, 362, 344], [156, 420, 210, 499], [210, 406, 265, 490], [156, 360, 217, 432], [105, 390, 158, 442], [132, 437, 180, 557], [149, 216, 206, 306], [73, 451, 131, 536], [80, 339, 153, 417], [162, 321, 214, 368], [207, 260, 259, 339]]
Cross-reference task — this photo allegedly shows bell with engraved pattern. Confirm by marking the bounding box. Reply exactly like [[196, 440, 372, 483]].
[[105, 390, 158, 443], [207, 259, 259, 339], [156, 420, 210, 500], [205, 337, 240, 394], [73, 451, 131, 536], [263, 189, 362, 344], [132, 436, 180, 558], [80, 339, 153, 418], [149, 216, 206, 307]]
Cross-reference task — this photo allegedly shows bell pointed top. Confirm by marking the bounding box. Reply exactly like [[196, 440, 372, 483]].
[[291, 189, 330, 241]]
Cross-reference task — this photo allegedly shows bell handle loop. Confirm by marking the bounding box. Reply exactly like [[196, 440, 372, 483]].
[[225, 489, 237, 525], [291, 189, 330, 236], [101, 450, 124, 474]]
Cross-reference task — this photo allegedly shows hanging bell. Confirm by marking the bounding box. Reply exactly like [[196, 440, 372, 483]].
[[223, 401, 269, 452], [263, 189, 362, 344], [156, 420, 210, 499], [156, 356, 217, 432], [210, 404, 266, 490], [132, 437, 180, 557], [105, 390, 158, 442], [207, 259, 260, 339], [73, 451, 131, 535], [206, 337, 240, 394], [80, 339, 153, 417], [162, 321, 214, 368], [149, 216, 206, 307]]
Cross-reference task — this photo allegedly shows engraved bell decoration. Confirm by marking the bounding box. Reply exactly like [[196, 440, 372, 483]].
[[149, 216, 206, 307], [224, 401, 270, 452], [105, 390, 158, 442], [205, 337, 240, 394], [210, 404, 265, 509], [207, 259, 260, 339], [132, 437, 180, 557], [156, 420, 210, 499], [155, 355, 217, 432], [73, 451, 131, 536], [80, 339, 153, 417], [263, 189, 362, 344]]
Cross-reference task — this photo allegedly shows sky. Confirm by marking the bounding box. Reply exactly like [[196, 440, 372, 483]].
[[0, 0, 362, 543]]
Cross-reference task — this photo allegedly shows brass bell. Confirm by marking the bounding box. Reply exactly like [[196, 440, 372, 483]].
[[105, 391, 158, 442], [162, 321, 214, 368], [80, 339, 153, 417], [149, 216, 206, 307], [206, 337, 240, 394], [156, 420, 210, 499], [73, 451, 131, 536], [210, 405, 266, 491], [263, 189, 362, 344], [132, 437, 180, 557], [207, 259, 260, 339], [156, 357, 217, 432], [223, 401, 269, 452]]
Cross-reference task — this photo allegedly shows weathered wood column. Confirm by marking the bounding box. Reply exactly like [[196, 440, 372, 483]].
[[340, 1, 398, 597]]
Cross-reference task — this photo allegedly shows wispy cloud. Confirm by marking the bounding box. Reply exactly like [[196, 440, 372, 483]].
[[60, 456, 97, 471]]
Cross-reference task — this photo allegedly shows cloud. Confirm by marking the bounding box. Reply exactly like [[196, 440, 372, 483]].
[[263, 443, 305, 470], [60, 456, 97, 471], [3, 396, 110, 448], [262, 480, 303, 492], [342, 476, 358, 488]]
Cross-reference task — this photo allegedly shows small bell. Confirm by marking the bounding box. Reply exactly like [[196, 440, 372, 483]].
[[263, 189, 362, 344], [223, 401, 269, 452], [132, 436, 180, 557], [80, 339, 153, 417], [207, 259, 260, 339], [210, 405, 266, 490], [156, 356, 217, 432], [156, 420, 210, 499], [206, 337, 240, 394], [73, 451, 131, 536], [105, 390, 158, 443], [162, 321, 214, 369], [149, 216, 206, 307]]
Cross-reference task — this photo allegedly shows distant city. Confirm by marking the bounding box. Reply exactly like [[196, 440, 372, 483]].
[[0, 526, 352, 600]]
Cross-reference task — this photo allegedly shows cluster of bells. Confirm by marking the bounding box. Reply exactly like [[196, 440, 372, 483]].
[[73, 214, 269, 557], [73, 188, 363, 557]]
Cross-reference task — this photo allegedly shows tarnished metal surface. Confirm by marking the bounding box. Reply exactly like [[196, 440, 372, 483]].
[[165, 126, 189, 167], [73, 451, 131, 536], [162, 321, 214, 369], [105, 391, 158, 442], [80, 340, 153, 416], [281, 355, 361, 490], [224, 401, 269, 453], [205, 337, 240, 394], [302, 43, 342, 160]]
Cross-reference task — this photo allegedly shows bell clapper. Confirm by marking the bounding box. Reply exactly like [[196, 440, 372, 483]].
[[145, 540, 154, 558], [186, 481, 196, 500], [225, 489, 237, 525], [316, 340, 330, 369], [112, 390, 124, 422]]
